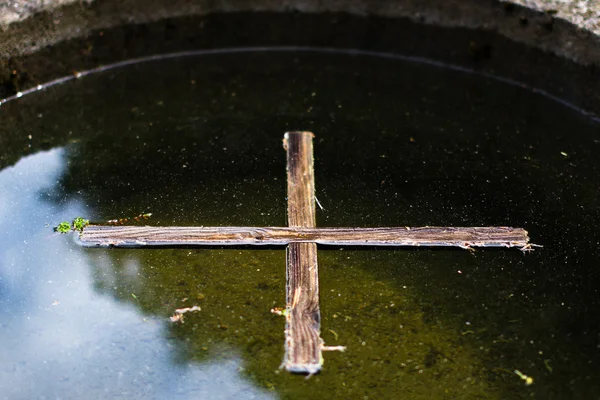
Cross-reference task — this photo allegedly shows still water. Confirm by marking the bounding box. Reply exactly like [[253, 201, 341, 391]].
[[0, 49, 599, 399]]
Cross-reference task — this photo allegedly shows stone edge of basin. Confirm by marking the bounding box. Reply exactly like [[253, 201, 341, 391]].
[[0, 0, 599, 66]]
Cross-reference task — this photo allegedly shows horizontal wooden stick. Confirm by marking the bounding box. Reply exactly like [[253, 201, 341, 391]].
[[78, 225, 529, 249]]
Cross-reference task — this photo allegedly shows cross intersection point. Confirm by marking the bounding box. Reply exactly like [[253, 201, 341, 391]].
[[79, 131, 530, 374]]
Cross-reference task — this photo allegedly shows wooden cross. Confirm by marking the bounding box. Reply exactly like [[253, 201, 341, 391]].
[[79, 131, 530, 375]]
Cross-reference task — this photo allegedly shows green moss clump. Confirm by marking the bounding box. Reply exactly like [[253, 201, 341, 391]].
[[54, 217, 90, 234], [54, 221, 72, 234], [73, 217, 90, 232]]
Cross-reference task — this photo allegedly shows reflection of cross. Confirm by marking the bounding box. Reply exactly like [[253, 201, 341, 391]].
[[80, 131, 530, 375]]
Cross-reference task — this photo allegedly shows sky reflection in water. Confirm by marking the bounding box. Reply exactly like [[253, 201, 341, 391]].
[[0, 149, 274, 400]]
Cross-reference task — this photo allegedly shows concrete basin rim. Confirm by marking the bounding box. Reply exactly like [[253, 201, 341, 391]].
[[1, 0, 600, 66]]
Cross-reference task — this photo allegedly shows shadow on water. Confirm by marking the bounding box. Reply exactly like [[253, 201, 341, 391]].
[[1, 46, 599, 399]]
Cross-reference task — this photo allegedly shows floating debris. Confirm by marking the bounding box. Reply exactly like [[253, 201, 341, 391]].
[[514, 369, 534, 386], [322, 345, 346, 352], [544, 359, 553, 373], [108, 213, 152, 225], [270, 307, 287, 316], [170, 305, 201, 323]]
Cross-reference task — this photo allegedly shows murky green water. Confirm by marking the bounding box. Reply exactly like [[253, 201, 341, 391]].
[[1, 49, 599, 399]]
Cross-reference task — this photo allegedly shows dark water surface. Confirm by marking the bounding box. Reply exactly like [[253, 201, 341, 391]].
[[1, 49, 599, 399]]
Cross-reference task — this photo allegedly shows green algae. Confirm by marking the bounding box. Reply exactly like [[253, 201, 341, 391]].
[[54, 221, 72, 234], [54, 216, 89, 233]]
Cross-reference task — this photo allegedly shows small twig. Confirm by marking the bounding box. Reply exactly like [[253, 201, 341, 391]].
[[322, 345, 346, 352], [315, 196, 325, 211], [520, 243, 543, 253]]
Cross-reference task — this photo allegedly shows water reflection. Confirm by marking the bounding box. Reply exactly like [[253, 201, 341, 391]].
[[0, 149, 275, 399]]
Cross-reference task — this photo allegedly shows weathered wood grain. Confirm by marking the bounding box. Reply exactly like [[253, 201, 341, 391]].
[[282, 131, 322, 374], [79, 225, 529, 249]]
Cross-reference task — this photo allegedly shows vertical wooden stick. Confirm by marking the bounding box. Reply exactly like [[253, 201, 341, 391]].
[[282, 131, 323, 374]]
